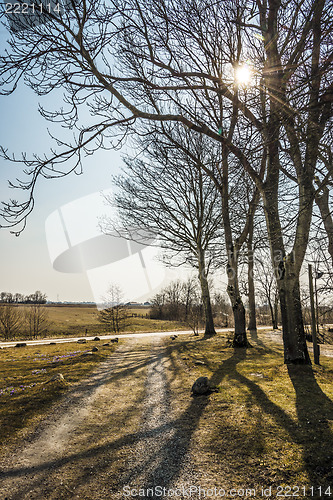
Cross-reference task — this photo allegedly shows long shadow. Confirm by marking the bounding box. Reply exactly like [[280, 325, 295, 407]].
[[287, 365, 333, 488], [208, 355, 333, 492], [114, 345, 248, 498], [5, 338, 332, 499]]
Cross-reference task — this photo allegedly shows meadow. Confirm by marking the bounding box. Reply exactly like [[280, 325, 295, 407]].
[[5, 304, 190, 339], [0, 340, 117, 447]]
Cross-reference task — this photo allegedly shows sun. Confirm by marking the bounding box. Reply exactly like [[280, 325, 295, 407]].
[[234, 64, 252, 86]]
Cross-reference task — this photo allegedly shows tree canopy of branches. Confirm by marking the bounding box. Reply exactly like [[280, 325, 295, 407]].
[[0, 0, 332, 363], [103, 127, 223, 336]]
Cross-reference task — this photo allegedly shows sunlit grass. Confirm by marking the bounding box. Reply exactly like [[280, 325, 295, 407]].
[[4, 305, 186, 339], [0, 341, 117, 447], [165, 333, 333, 495]]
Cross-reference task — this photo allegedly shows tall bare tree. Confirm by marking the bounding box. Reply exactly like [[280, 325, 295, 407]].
[[103, 130, 223, 336]]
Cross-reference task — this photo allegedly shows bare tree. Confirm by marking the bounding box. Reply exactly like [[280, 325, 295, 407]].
[[103, 129, 223, 336], [0, 304, 22, 340], [255, 250, 280, 330], [25, 303, 49, 339], [149, 278, 204, 332], [98, 284, 127, 333], [315, 182, 333, 267], [0, 0, 331, 362]]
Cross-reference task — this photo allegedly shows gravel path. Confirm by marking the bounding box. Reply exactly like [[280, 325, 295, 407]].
[[0, 337, 200, 500], [115, 337, 199, 499], [0, 340, 141, 499]]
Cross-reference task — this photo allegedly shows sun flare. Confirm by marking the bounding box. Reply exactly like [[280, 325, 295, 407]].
[[234, 65, 252, 86]]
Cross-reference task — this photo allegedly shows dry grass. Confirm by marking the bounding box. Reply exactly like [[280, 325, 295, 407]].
[[7, 305, 186, 339], [2, 331, 333, 498], [164, 332, 333, 497], [0, 340, 117, 448]]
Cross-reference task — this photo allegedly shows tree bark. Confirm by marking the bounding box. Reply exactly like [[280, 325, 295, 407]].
[[315, 186, 333, 267], [198, 250, 216, 336], [268, 294, 279, 330], [226, 248, 248, 347], [278, 272, 311, 364], [263, 184, 311, 364], [247, 222, 257, 332]]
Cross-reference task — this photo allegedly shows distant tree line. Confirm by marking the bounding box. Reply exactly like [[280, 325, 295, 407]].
[[0, 291, 47, 304], [0, 291, 48, 340], [150, 278, 232, 335]]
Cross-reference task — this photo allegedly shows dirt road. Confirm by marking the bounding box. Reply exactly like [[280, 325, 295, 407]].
[[1, 331, 332, 500], [0, 336, 199, 500]]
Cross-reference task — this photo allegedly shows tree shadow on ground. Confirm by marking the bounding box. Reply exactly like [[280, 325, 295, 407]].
[[2, 339, 332, 500], [209, 355, 333, 495], [116, 346, 248, 498], [287, 364, 333, 488], [0, 343, 249, 500]]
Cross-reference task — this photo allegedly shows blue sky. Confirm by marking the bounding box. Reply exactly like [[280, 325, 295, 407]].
[[0, 65, 175, 304], [0, 56, 135, 302], [0, 25, 206, 304]]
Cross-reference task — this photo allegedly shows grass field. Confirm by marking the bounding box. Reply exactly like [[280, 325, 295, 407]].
[[16, 304, 188, 338], [164, 333, 333, 495], [1, 331, 333, 495], [0, 340, 117, 447]]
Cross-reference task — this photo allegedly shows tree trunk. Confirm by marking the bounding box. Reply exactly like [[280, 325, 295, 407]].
[[198, 250, 216, 336], [315, 186, 333, 266], [226, 252, 248, 347], [263, 185, 311, 363], [273, 294, 279, 329], [247, 223, 257, 332], [278, 272, 311, 364]]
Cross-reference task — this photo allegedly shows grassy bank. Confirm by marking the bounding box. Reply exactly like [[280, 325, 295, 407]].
[[0, 340, 117, 449], [164, 332, 333, 497]]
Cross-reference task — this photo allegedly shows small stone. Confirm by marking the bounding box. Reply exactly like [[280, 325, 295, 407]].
[[93, 337, 100, 341], [48, 373, 65, 382], [92, 347, 99, 352], [77, 339, 87, 343], [103, 343, 110, 346], [191, 376, 210, 395], [15, 343, 27, 348]]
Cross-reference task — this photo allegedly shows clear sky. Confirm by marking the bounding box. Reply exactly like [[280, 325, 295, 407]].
[[0, 36, 191, 302], [0, 24, 224, 305], [0, 83, 121, 301], [0, 23, 174, 303]]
